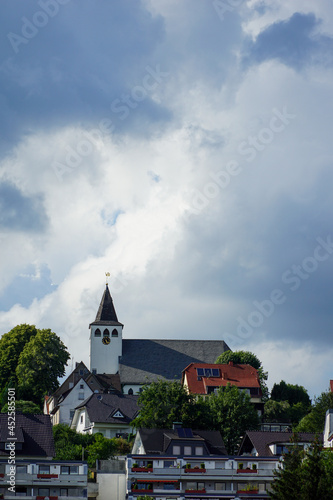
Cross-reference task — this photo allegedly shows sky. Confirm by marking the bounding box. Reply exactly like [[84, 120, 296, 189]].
[[0, 0, 333, 399]]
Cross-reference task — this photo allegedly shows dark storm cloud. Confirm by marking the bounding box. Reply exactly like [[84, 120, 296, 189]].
[[0, 181, 48, 232], [0, 0, 170, 152], [244, 13, 333, 70]]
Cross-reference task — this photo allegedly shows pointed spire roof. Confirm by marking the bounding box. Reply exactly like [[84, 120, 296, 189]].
[[90, 285, 123, 327]]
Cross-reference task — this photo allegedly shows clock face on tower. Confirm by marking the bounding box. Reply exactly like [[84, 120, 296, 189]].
[[102, 336, 110, 345]]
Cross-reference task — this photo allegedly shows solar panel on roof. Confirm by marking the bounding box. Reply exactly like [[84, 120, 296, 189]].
[[212, 368, 220, 377], [184, 428, 193, 438], [204, 368, 212, 377], [177, 428, 185, 437], [197, 368, 204, 376]]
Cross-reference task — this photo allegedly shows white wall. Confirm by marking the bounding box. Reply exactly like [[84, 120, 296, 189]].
[[97, 472, 126, 500]]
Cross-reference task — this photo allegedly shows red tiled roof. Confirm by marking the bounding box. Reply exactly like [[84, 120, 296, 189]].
[[183, 362, 261, 395]]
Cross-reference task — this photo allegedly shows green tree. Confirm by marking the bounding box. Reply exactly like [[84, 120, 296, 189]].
[[1, 400, 42, 414], [264, 400, 291, 423], [132, 380, 211, 430], [270, 437, 333, 499], [16, 329, 70, 405], [208, 384, 259, 454], [297, 391, 333, 433], [215, 350, 269, 401], [53, 424, 94, 461], [271, 380, 311, 407], [86, 433, 115, 467], [269, 434, 304, 499], [301, 438, 332, 500], [0, 324, 38, 388]]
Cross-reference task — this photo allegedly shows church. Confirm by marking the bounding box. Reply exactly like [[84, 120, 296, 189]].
[[90, 283, 230, 394], [45, 283, 230, 424]]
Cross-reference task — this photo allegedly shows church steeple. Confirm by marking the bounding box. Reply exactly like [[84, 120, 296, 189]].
[[91, 284, 123, 326], [89, 284, 123, 375]]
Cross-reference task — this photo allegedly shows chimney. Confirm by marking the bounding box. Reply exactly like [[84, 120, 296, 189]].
[[228, 361, 233, 366]]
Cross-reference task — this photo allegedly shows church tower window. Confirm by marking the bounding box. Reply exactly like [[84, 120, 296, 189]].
[[95, 329, 101, 337], [103, 329, 110, 337], [112, 329, 118, 337]]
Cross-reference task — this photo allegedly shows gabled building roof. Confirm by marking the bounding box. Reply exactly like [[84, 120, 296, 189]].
[[74, 393, 139, 425], [0, 414, 55, 458], [52, 361, 90, 400], [119, 339, 230, 385], [134, 428, 227, 456], [89, 284, 123, 327], [182, 362, 261, 395], [238, 430, 322, 457], [86, 373, 122, 394]]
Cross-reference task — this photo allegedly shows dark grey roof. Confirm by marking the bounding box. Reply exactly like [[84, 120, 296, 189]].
[[119, 339, 230, 384], [238, 431, 323, 457], [136, 428, 227, 455], [0, 414, 55, 458], [90, 285, 123, 327], [76, 393, 139, 424]]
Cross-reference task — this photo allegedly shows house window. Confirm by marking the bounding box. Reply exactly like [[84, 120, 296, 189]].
[[16, 465, 27, 474], [215, 483, 226, 490], [112, 329, 118, 337], [195, 446, 204, 455], [128, 388, 133, 395], [70, 466, 79, 474], [70, 409, 75, 419], [60, 488, 68, 496], [78, 392, 84, 400], [172, 445, 181, 455], [80, 415, 83, 424], [79, 369, 84, 376], [80, 384, 84, 389], [92, 369, 97, 375], [103, 329, 110, 337], [16, 486, 27, 495], [39, 465, 50, 474], [38, 489, 50, 496], [184, 446, 192, 455], [61, 466, 70, 474], [95, 329, 101, 337]]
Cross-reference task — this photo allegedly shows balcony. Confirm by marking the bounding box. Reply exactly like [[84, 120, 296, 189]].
[[237, 468, 258, 474]]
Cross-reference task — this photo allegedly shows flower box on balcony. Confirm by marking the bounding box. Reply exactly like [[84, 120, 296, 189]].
[[237, 468, 258, 473], [37, 474, 59, 478], [132, 489, 152, 493], [184, 468, 206, 473], [131, 467, 153, 472], [36, 497, 58, 500], [237, 490, 259, 495], [185, 489, 206, 493]]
